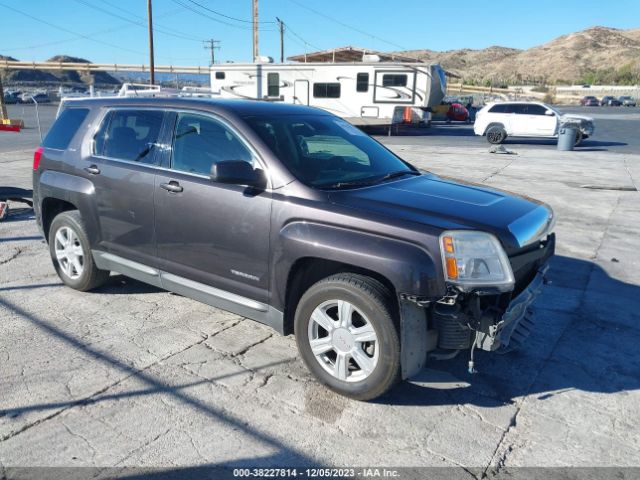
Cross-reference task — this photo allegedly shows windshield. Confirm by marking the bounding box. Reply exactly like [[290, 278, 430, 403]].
[[243, 114, 416, 188]]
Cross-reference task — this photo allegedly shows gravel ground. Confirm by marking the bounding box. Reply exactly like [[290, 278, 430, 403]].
[[1, 104, 640, 478]]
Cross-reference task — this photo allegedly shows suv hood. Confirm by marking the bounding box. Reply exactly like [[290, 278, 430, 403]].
[[561, 113, 593, 123], [328, 174, 554, 252]]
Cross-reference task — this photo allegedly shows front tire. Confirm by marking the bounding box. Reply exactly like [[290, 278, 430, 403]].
[[49, 210, 110, 291], [486, 125, 507, 144], [574, 130, 584, 146], [294, 274, 400, 401]]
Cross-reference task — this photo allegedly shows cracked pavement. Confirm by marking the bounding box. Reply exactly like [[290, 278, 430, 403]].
[[1, 110, 640, 475]]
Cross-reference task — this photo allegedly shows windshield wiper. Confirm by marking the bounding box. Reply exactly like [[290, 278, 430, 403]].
[[322, 170, 420, 190], [376, 170, 421, 182]]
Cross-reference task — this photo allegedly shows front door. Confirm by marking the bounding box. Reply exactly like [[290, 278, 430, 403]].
[[154, 112, 272, 303], [294, 80, 309, 105], [526, 104, 557, 136], [87, 108, 166, 266]]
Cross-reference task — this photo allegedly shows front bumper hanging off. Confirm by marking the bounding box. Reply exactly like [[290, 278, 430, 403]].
[[475, 265, 548, 352]]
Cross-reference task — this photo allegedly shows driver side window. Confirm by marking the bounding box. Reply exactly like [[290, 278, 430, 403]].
[[171, 113, 254, 176]]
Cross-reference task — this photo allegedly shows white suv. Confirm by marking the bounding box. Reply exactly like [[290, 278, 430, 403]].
[[474, 101, 595, 146]]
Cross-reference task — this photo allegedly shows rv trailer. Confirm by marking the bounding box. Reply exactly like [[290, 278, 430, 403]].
[[209, 62, 446, 126]]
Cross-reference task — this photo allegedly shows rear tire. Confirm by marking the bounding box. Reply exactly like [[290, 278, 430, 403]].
[[49, 210, 110, 292], [294, 273, 400, 401], [574, 130, 583, 146], [486, 125, 507, 144]]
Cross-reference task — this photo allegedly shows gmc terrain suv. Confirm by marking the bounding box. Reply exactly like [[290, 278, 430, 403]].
[[33, 97, 555, 400]]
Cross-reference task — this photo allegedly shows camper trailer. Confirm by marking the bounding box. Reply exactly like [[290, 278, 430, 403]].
[[209, 62, 446, 126]]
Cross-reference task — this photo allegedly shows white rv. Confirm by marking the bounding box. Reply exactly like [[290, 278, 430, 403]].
[[209, 62, 446, 126]]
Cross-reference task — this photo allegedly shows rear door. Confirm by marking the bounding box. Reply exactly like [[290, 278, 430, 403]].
[[86, 108, 167, 266], [154, 111, 272, 303], [507, 104, 530, 136]]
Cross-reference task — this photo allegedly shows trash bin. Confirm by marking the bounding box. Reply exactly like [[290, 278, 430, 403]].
[[557, 126, 578, 151]]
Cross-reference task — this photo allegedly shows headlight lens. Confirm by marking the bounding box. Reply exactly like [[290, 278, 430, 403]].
[[440, 230, 514, 291]]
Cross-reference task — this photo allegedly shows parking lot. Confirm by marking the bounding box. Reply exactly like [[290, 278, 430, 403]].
[[1, 104, 640, 476]]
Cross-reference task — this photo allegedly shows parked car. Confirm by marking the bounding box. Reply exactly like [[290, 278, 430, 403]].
[[600, 96, 621, 106], [33, 98, 555, 400], [579, 96, 599, 106], [618, 96, 636, 107], [20, 92, 50, 103], [2, 91, 20, 104], [474, 101, 595, 146], [446, 103, 470, 123]]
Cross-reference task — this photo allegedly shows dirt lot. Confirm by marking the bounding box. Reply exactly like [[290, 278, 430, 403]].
[[1, 106, 639, 478]]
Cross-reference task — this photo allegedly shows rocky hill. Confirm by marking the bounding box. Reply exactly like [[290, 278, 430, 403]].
[[0, 55, 120, 87], [400, 26, 640, 84]]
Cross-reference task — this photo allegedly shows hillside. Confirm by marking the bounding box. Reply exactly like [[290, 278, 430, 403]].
[[0, 55, 120, 87], [399, 26, 640, 84]]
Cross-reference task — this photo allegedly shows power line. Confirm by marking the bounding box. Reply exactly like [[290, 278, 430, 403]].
[[72, 0, 202, 43], [0, 2, 147, 56], [2, 5, 191, 53], [172, 0, 254, 30], [183, 0, 274, 24], [98, 0, 203, 42], [285, 0, 408, 51], [171, 0, 276, 31], [283, 21, 322, 52], [0, 2, 205, 63]]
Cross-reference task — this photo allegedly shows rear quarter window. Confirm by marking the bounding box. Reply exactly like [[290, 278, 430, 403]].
[[42, 108, 90, 150], [488, 104, 508, 113]]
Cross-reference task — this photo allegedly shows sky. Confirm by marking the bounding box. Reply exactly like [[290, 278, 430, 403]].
[[0, 0, 639, 66]]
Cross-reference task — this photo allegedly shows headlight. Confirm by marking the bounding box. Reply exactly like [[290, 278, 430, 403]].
[[440, 230, 514, 292]]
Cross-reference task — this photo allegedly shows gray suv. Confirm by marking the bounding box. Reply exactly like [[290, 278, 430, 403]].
[[33, 97, 555, 400]]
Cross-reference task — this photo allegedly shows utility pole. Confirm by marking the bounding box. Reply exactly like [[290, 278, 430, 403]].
[[276, 17, 285, 63], [203, 39, 221, 66], [252, 0, 259, 62], [147, 0, 155, 84]]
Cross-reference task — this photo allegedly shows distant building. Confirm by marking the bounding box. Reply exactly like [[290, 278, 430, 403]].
[[287, 46, 423, 63]]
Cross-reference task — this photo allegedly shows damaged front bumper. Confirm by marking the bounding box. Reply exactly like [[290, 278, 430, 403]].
[[475, 265, 548, 352]]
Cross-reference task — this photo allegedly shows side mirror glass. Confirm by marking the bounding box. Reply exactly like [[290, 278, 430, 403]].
[[210, 160, 266, 188]]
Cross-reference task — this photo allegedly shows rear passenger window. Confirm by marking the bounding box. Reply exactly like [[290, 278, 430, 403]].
[[171, 113, 253, 176], [489, 104, 507, 113], [42, 108, 89, 150], [95, 109, 164, 164], [511, 104, 527, 114]]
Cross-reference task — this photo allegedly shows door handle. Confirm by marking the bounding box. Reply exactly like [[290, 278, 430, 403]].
[[160, 181, 183, 193], [84, 165, 100, 175]]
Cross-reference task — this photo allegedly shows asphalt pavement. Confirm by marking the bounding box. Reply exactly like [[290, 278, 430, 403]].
[[1, 101, 640, 476]]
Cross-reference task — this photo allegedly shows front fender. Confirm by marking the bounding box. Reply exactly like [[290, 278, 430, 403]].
[[272, 220, 443, 311], [38, 171, 100, 245]]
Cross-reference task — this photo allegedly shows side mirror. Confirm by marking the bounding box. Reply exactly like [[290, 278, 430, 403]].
[[210, 160, 266, 188], [545, 110, 555, 116]]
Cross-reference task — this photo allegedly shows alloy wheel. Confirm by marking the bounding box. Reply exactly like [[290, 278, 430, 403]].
[[54, 226, 85, 280], [308, 299, 379, 382]]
